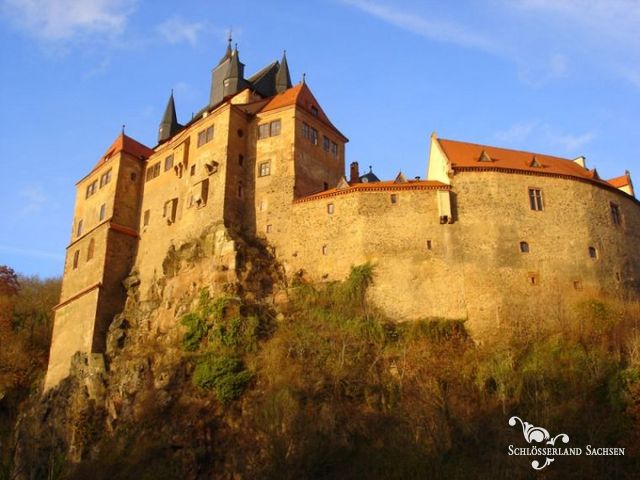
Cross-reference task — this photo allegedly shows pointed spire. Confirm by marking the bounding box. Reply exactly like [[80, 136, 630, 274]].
[[218, 31, 233, 65], [228, 44, 242, 78], [276, 50, 292, 93], [158, 90, 180, 143]]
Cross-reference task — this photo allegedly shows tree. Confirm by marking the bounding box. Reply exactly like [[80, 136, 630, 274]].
[[0, 266, 19, 297]]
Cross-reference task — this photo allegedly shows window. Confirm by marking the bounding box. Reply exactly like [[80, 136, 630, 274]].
[[237, 129, 244, 138], [237, 184, 243, 198], [163, 198, 178, 224], [323, 136, 331, 152], [527, 272, 539, 286], [610, 202, 622, 225], [259, 161, 271, 177], [143, 209, 150, 226], [164, 154, 174, 172], [588, 246, 598, 259], [327, 203, 334, 214], [426, 240, 433, 250], [87, 239, 95, 261], [76, 219, 83, 237], [302, 122, 318, 145], [258, 120, 281, 139], [323, 182, 329, 191], [615, 272, 622, 282], [190, 165, 196, 176], [258, 123, 270, 139], [195, 179, 209, 207], [85, 181, 97, 198], [322, 245, 328, 255], [311, 106, 319, 117], [331, 141, 338, 158], [573, 280, 582, 290], [270, 120, 281, 136], [519, 241, 530, 253], [72, 250, 79, 269], [99, 204, 106, 221], [259, 199, 267, 212], [146, 162, 160, 181], [390, 194, 398, 204], [197, 125, 214, 147], [528, 188, 544, 211], [239, 154, 244, 166], [99, 169, 112, 188], [266, 224, 272, 233]]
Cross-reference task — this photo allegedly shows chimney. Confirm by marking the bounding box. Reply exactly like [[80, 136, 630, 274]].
[[349, 162, 360, 183]]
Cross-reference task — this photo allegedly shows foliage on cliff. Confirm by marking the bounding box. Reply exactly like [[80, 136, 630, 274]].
[[4, 262, 640, 479], [0, 267, 61, 479]]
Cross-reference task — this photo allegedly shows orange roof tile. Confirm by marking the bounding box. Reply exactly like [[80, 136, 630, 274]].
[[90, 133, 154, 174], [294, 180, 449, 203], [259, 83, 348, 141], [437, 138, 605, 183], [607, 174, 630, 188]]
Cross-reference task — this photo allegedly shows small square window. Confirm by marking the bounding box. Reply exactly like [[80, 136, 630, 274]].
[[164, 154, 174, 172], [270, 119, 281, 136], [266, 224, 272, 233], [390, 194, 398, 204], [519, 241, 530, 253], [327, 203, 334, 214], [573, 280, 583, 290], [259, 161, 271, 177]]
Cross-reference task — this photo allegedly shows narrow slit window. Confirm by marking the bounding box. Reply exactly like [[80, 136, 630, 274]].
[[322, 245, 328, 256], [143, 209, 150, 226], [99, 204, 106, 221], [426, 240, 432, 250], [87, 239, 95, 261], [72, 250, 80, 269], [76, 219, 83, 237]]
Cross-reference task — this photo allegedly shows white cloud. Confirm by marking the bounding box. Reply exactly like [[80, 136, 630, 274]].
[[1, 0, 137, 41], [156, 16, 205, 47], [494, 121, 596, 154], [340, 0, 500, 53], [18, 185, 49, 215], [0, 244, 64, 261]]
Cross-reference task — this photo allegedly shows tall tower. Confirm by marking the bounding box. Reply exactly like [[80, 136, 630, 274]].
[[44, 133, 153, 390]]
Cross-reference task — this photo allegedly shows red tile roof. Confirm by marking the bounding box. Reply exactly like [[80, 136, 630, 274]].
[[90, 133, 154, 174], [438, 138, 604, 182], [294, 180, 449, 203], [259, 83, 347, 141], [607, 174, 630, 188]]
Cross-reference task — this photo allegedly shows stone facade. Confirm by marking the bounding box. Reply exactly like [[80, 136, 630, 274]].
[[44, 45, 640, 390]]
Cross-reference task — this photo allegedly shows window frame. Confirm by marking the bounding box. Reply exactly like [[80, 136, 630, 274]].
[[197, 125, 214, 147], [258, 161, 271, 177], [528, 187, 544, 211], [164, 154, 174, 172], [610, 202, 622, 226]]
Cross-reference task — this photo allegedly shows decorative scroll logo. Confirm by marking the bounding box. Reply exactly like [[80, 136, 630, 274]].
[[508, 416, 570, 470]]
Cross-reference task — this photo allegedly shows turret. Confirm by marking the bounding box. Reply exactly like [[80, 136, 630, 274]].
[[158, 91, 181, 143], [276, 51, 292, 92], [210, 37, 247, 106]]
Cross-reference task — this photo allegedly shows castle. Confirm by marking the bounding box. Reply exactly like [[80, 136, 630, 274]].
[[44, 41, 640, 390]]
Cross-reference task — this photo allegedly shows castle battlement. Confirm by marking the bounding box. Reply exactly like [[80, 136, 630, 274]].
[[44, 42, 640, 391]]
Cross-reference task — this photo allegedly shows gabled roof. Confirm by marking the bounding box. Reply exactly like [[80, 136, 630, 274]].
[[438, 138, 604, 183], [84, 133, 153, 181], [259, 82, 348, 141], [608, 174, 631, 188]]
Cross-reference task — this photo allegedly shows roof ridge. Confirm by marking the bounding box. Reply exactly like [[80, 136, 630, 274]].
[[439, 137, 573, 163]]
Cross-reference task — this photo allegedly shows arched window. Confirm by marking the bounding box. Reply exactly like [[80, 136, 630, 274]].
[[72, 250, 80, 269], [87, 239, 95, 261], [519, 241, 530, 253]]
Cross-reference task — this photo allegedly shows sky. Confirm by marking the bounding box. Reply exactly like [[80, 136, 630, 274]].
[[1, 0, 639, 278]]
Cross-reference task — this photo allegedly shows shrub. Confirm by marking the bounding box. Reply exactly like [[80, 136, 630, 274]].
[[192, 355, 253, 404]]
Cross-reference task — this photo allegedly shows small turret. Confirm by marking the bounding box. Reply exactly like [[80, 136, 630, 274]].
[[158, 91, 181, 143], [276, 51, 292, 92]]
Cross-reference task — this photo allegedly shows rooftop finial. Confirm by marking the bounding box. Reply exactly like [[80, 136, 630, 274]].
[[369, 165, 373, 173], [302, 72, 306, 84], [122, 124, 125, 135], [228, 28, 232, 45]]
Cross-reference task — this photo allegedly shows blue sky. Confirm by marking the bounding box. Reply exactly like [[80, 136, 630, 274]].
[[1, 0, 640, 278]]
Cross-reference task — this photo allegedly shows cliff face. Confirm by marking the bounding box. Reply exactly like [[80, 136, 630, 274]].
[[7, 228, 640, 479]]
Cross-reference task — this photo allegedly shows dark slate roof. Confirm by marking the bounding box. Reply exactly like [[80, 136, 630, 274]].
[[158, 92, 182, 143], [248, 61, 279, 97], [276, 51, 292, 92], [359, 167, 380, 183]]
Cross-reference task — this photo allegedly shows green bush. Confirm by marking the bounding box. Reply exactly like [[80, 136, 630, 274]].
[[192, 355, 253, 404]]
